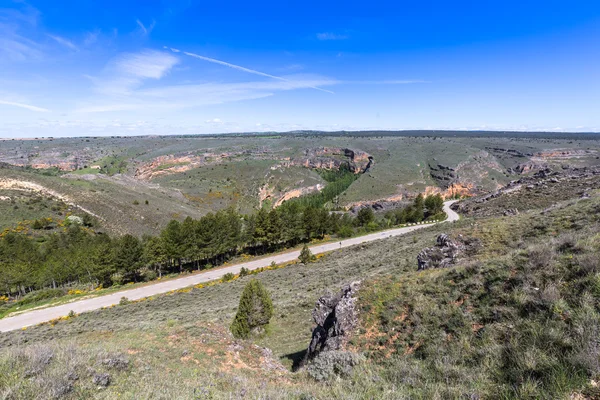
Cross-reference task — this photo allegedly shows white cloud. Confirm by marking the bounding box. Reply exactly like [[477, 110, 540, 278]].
[[116, 50, 179, 79], [316, 32, 348, 41], [0, 100, 49, 112], [89, 50, 180, 96], [0, 3, 43, 61], [136, 19, 156, 36], [47, 34, 78, 51], [205, 118, 222, 123], [75, 75, 338, 113]]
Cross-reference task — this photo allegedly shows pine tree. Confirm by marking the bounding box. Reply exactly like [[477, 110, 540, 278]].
[[113, 234, 143, 282], [356, 207, 375, 226], [413, 193, 425, 222], [299, 244, 315, 264], [230, 279, 274, 339]]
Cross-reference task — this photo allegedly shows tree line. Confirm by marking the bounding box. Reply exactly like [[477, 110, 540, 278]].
[[0, 193, 445, 298]]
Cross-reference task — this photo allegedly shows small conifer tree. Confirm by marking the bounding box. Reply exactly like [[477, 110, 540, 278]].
[[230, 279, 273, 339], [299, 244, 315, 264]]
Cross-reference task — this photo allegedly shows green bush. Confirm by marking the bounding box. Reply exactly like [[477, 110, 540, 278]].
[[337, 225, 354, 238], [306, 351, 365, 381], [143, 269, 158, 282], [356, 207, 374, 226], [18, 288, 66, 306], [239, 267, 250, 277], [299, 244, 316, 264], [230, 279, 273, 339], [366, 221, 379, 232], [222, 272, 235, 282]]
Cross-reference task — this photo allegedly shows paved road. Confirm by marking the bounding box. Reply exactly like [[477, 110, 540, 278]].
[[0, 201, 459, 332]]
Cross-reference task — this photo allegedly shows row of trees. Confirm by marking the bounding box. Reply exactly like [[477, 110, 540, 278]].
[[279, 164, 358, 210], [385, 193, 445, 225], [0, 193, 445, 297]]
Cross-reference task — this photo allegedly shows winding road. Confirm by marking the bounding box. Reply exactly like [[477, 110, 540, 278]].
[[0, 201, 459, 332]]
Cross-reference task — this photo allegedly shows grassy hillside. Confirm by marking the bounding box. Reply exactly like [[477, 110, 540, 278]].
[[0, 167, 207, 236], [2, 173, 600, 398]]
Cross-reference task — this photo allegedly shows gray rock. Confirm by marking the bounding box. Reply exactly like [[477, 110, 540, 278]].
[[302, 281, 361, 367], [417, 234, 478, 270]]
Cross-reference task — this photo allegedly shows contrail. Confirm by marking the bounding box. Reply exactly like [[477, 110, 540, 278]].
[[0, 100, 49, 113], [167, 47, 334, 94]]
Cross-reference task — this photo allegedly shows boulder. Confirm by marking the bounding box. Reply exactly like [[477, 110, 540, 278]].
[[417, 234, 480, 270]]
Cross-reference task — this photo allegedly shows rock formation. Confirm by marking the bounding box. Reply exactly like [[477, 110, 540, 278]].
[[302, 281, 361, 367], [280, 147, 373, 174], [417, 234, 481, 271], [417, 234, 462, 270], [453, 165, 600, 217]]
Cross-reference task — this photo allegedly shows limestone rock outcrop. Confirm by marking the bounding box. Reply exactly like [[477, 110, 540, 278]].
[[417, 234, 481, 271], [417, 234, 462, 270], [302, 281, 361, 366]]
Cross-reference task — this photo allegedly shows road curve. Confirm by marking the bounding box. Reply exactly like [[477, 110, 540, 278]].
[[0, 201, 459, 332]]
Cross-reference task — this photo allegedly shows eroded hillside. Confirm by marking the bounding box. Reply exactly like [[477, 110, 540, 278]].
[[1, 133, 599, 236]]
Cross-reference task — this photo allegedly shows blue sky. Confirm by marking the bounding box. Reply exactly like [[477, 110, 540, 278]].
[[1, 0, 600, 137]]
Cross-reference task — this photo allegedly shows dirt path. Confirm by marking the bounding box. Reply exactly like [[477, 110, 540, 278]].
[[0, 201, 459, 332]]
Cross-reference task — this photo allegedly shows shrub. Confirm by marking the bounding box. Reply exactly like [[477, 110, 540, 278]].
[[143, 269, 158, 282], [299, 244, 316, 264], [230, 279, 273, 339], [110, 272, 124, 286], [18, 288, 65, 305], [239, 267, 250, 277], [82, 213, 95, 227], [93, 373, 110, 387], [119, 297, 130, 305], [366, 221, 379, 232], [65, 215, 83, 226], [337, 225, 354, 238], [306, 351, 365, 381], [101, 354, 130, 371], [527, 245, 555, 270], [222, 272, 235, 282], [356, 207, 375, 226], [577, 254, 599, 276]]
